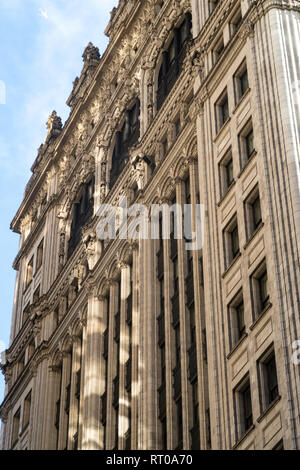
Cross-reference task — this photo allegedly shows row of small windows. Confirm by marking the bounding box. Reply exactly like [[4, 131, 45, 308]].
[[215, 61, 249, 134], [156, 174, 208, 450], [223, 184, 262, 269], [24, 239, 44, 291], [12, 391, 32, 448], [210, 2, 243, 66], [228, 258, 270, 349], [157, 13, 192, 111], [233, 346, 280, 445]]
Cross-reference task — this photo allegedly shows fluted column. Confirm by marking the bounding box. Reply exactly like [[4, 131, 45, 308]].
[[81, 285, 105, 449], [118, 263, 131, 449], [68, 335, 82, 449], [188, 157, 208, 448], [57, 352, 71, 450], [42, 363, 61, 449]]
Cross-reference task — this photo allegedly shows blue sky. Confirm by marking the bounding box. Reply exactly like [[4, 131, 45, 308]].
[[0, 0, 117, 403]]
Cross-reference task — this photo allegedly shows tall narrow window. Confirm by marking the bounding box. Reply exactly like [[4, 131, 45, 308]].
[[235, 62, 249, 103], [110, 100, 140, 188], [234, 377, 253, 439], [228, 291, 245, 348], [239, 120, 255, 168], [251, 261, 270, 318], [223, 216, 240, 268], [22, 391, 32, 431], [25, 256, 34, 289], [157, 13, 192, 110], [244, 187, 262, 240], [215, 89, 229, 133], [12, 408, 21, 447], [219, 149, 234, 197], [258, 348, 279, 411], [36, 239, 44, 271], [68, 177, 95, 259]]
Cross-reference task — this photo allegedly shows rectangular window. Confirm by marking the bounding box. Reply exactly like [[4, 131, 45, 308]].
[[12, 408, 21, 446], [229, 5, 243, 35], [244, 187, 262, 239], [239, 120, 255, 167], [245, 129, 254, 159], [219, 149, 234, 197], [212, 35, 224, 64], [22, 391, 32, 431], [223, 216, 240, 267], [215, 89, 229, 133], [25, 256, 34, 289], [258, 348, 279, 411], [242, 382, 253, 431], [228, 291, 245, 348], [234, 377, 253, 439], [251, 261, 270, 318], [36, 239, 44, 272], [234, 61, 249, 103]]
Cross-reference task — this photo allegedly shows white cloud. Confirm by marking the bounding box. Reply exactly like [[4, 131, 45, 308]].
[[38, 8, 48, 19], [10, 0, 116, 168]]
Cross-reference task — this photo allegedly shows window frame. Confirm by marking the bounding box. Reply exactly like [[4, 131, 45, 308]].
[[215, 88, 229, 134]]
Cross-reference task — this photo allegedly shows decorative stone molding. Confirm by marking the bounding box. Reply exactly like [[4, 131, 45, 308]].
[[45, 111, 63, 144]]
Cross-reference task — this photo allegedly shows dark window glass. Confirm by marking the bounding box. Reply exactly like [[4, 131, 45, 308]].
[[252, 196, 262, 230], [157, 14, 192, 110], [246, 129, 254, 159], [226, 158, 234, 188], [220, 95, 229, 126], [236, 300, 245, 339], [242, 383, 253, 431], [230, 224, 239, 259], [266, 354, 279, 405], [259, 271, 269, 310], [240, 69, 249, 97]]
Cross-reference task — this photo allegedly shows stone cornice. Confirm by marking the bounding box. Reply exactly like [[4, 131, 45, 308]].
[[10, 1, 193, 236]]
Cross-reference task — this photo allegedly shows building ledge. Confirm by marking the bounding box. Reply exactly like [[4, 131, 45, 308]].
[[250, 302, 273, 331], [213, 117, 231, 144], [232, 424, 255, 450], [237, 150, 257, 180], [222, 251, 242, 279], [217, 179, 236, 207], [232, 88, 251, 116], [257, 395, 281, 424], [227, 333, 248, 360], [243, 222, 264, 250]]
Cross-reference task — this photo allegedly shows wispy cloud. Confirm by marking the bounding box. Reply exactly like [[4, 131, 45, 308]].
[[38, 8, 48, 20]]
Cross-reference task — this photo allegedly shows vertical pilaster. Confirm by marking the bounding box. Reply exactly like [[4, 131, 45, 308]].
[[58, 352, 71, 450], [81, 286, 105, 449]]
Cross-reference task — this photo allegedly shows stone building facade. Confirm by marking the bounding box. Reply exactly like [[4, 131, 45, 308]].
[[0, 0, 300, 450]]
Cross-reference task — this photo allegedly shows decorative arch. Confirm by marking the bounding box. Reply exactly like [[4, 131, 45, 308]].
[[154, 12, 192, 113], [108, 97, 141, 190]]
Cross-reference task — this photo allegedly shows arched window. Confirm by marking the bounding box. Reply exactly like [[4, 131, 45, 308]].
[[67, 177, 95, 259], [157, 13, 192, 111], [110, 99, 140, 188]]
